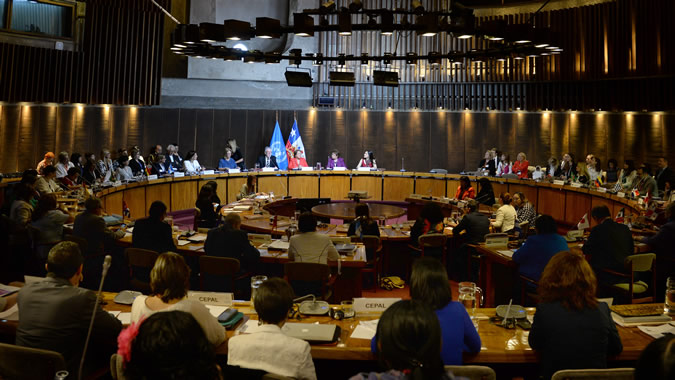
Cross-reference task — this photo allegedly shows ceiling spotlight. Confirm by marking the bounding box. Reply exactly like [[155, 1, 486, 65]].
[[428, 52, 441, 65], [313, 53, 324, 66], [383, 52, 392, 65], [290, 48, 303, 66], [546, 46, 559, 50], [361, 53, 369, 66], [349, 0, 363, 12], [320, 1, 336, 13], [338, 11, 352, 36], [381, 11, 394, 35], [285, 68, 313, 87], [329, 71, 356, 86], [506, 23, 532, 44], [457, 33, 472, 39], [182, 24, 200, 45], [411, 0, 424, 14], [198, 23, 224, 43], [416, 14, 438, 37], [338, 53, 347, 66], [406, 52, 417, 65], [480, 19, 506, 41], [224, 19, 251, 41], [373, 70, 399, 87], [255, 17, 281, 39], [294, 13, 314, 37]]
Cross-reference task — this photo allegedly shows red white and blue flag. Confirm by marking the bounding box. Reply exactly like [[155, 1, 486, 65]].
[[285, 120, 308, 169]]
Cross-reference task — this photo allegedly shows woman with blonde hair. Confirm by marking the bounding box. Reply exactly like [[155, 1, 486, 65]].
[[130, 252, 225, 346], [228, 138, 245, 169], [529, 251, 622, 379], [512, 152, 529, 179], [575, 162, 591, 184]]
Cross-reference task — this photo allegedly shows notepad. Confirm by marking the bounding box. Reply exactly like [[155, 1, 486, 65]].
[[177, 240, 190, 246], [117, 312, 132, 325], [497, 250, 515, 257], [268, 240, 290, 250]]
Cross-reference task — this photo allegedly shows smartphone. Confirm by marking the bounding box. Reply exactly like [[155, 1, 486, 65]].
[[217, 308, 238, 323]]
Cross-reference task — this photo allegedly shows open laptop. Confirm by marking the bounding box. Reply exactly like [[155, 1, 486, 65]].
[[281, 323, 340, 344]]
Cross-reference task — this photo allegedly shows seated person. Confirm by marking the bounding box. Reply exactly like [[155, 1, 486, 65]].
[[656, 156, 675, 197], [356, 151, 377, 169], [288, 212, 339, 264], [371, 258, 480, 365], [288, 149, 309, 170], [81, 161, 99, 185], [512, 215, 568, 282], [238, 176, 256, 200], [354, 300, 455, 380], [130, 252, 226, 346], [634, 163, 658, 196], [10, 184, 35, 228], [116, 156, 134, 181], [35, 165, 62, 194], [513, 192, 537, 226], [491, 193, 517, 233], [195, 184, 219, 229], [634, 335, 675, 380], [410, 202, 444, 247], [227, 278, 317, 380], [347, 204, 380, 239], [132, 201, 177, 253], [128, 149, 146, 176], [60, 167, 81, 188], [217, 147, 238, 171], [16, 242, 122, 377], [529, 251, 622, 379], [637, 202, 675, 299], [575, 162, 590, 184], [204, 212, 260, 274], [31, 194, 73, 259], [582, 205, 634, 286], [183, 151, 202, 174], [150, 154, 169, 176], [326, 149, 346, 169], [455, 176, 476, 200], [37, 151, 55, 175], [256, 146, 278, 169], [449, 199, 490, 281], [475, 178, 496, 206], [121, 311, 221, 380]]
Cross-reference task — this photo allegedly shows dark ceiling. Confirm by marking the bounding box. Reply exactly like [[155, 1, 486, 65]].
[[460, 0, 549, 6]]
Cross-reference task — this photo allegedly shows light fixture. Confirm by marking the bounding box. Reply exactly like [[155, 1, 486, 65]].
[[338, 53, 346, 66], [411, 0, 424, 14], [181, 24, 200, 45], [198, 23, 224, 43], [285, 69, 313, 87], [294, 13, 314, 37], [480, 19, 506, 41], [338, 11, 352, 36], [406, 52, 417, 65], [360, 53, 369, 66], [457, 33, 472, 39], [373, 70, 399, 87], [349, 0, 363, 12], [428, 52, 441, 65], [381, 11, 394, 35], [313, 53, 324, 65], [506, 23, 532, 44], [224, 19, 251, 41], [416, 14, 438, 37], [290, 49, 303, 65], [535, 43, 549, 48], [383, 52, 392, 65], [255, 17, 281, 39], [320, 1, 336, 13], [329, 71, 356, 86]]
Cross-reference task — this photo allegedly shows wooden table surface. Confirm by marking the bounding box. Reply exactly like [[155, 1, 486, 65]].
[[311, 203, 407, 221]]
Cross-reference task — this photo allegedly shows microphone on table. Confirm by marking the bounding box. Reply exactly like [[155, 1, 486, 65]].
[[78, 255, 112, 380], [294, 294, 330, 316]]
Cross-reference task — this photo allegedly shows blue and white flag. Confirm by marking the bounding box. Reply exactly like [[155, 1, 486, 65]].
[[270, 121, 288, 170]]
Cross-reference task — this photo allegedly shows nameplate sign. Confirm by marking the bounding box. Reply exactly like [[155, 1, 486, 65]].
[[262, 167, 276, 172], [457, 200, 467, 209], [187, 291, 233, 306], [173, 172, 185, 178], [670, 193, 675, 203], [354, 297, 401, 313], [570, 183, 582, 188], [596, 187, 607, 193], [300, 167, 313, 171], [333, 167, 346, 171], [553, 180, 565, 186], [203, 170, 215, 175], [485, 236, 509, 248], [147, 174, 158, 181], [566, 230, 583, 239], [617, 192, 625, 198], [228, 168, 241, 173], [357, 167, 372, 172]]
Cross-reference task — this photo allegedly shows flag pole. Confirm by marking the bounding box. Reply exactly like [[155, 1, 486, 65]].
[[276, 110, 279, 121], [294, 110, 297, 120]]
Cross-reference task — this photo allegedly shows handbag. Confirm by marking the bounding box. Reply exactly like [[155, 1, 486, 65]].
[[379, 276, 405, 291]]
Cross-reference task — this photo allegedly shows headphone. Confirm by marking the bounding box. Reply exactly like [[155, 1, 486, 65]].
[[328, 307, 344, 320]]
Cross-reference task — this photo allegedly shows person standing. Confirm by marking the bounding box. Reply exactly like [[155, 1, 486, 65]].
[[227, 138, 245, 169], [655, 156, 675, 197]]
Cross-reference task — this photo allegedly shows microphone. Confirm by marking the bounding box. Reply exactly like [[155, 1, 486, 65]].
[[78, 255, 112, 380]]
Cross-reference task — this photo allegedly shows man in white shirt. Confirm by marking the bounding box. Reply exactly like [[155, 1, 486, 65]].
[[586, 154, 600, 182], [227, 278, 316, 380], [55, 151, 74, 179]]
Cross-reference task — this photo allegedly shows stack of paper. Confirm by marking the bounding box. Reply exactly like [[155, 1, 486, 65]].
[[350, 319, 379, 340], [637, 323, 675, 339], [268, 240, 290, 250]]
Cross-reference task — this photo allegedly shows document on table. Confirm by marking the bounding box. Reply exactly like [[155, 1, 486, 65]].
[[205, 305, 229, 318], [0, 304, 18, 320], [176, 240, 191, 246], [268, 240, 290, 250], [497, 249, 516, 257], [350, 319, 379, 340], [116, 312, 132, 325], [187, 233, 207, 242], [637, 322, 675, 339]]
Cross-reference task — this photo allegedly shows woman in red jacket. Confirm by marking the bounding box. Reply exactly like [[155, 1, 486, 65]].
[[454, 176, 476, 200], [512, 152, 530, 179]]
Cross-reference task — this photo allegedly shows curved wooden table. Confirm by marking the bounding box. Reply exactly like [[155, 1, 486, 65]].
[[311, 203, 406, 221]]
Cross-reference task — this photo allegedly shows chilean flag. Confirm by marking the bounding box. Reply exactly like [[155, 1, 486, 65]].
[[285, 120, 308, 169]]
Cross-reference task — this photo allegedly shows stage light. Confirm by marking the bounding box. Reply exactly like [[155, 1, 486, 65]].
[[256, 17, 281, 39], [329, 71, 355, 86], [338, 53, 346, 66], [320, 1, 336, 13], [285, 70, 313, 87], [428, 52, 441, 65], [349, 0, 362, 12], [417, 14, 438, 37], [383, 52, 392, 65], [361, 53, 369, 66], [480, 19, 506, 41], [290, 48, 303, 65], [411, 0, 424, 14], [313, 53, 324, 65], [199, 23, 224, 43], [338, 11, 352, 36], [406, 52, 417, 65], [224, 19, 251, 41], [380, 11, 394, 35], [373, 71, 399, 87], [294, 14, 314, 37]]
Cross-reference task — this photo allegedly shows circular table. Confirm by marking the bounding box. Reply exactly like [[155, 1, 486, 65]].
[[311, 203, 407, 221]]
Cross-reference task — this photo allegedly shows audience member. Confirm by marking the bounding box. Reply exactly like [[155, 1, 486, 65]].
[[547, 157, 558, 177], [371, 258, 480, 365], [354, 300, 455, 380], [128, 145, 145, 163], [454, 176, 476, 200], [116, 156, 134, 181], [165, 144, 183, 171], [606, 158, 618, 183], [478, 150, 496, 176], [206, 180, 222, 205], [638, 202, 675, 299], [513, 215, 568, 282], [204, 212, 260, 274], [496, 153, 512, 176], [227, 278, 317, 380], [195, 184, 219, 228], [98, 150, 115, 181], [475, 177, 496, 206], [227, 138, 245, 169], [129, 149, 146, 176], [256, 146, 278, 169], [529, 251, 622, 379], [617, 159, 637, 191], [410, 202, 444, 249], [327, 149, 346, 169], [130, 252, 225, 346], [356, 150, 377, 169], [55, 151, 73, 178], [122, 310, 221, 380], [147, 144, 162, 165], [586, 154, 601, 182], [10, 184, 34, 228], [82, 161, 99, 185], [656, 156, 675, 197], [60, 167, 81, 188], [36, 152, 55, 175], [512, 152, 530, 179], [150, 154, 169, 176], [132, 201, 177, 253], [35, 165, 61, 194], [288, 212, 338, 264], [583, 205, 634, 287], [347, 203, 381, 240], [492, 193, 517, 233], [218, 147, 238, 170], [555, 153, 576, 179], [113, 148, 128, 171], [634, 163, 658, 196], [513, 192, 537, 226], [449, 199, 490, 281], [634, 335, 675, 380], [16, 242, 122, 377], [31, 194, 72, 257], [575, 162, 590, 184], [184, 150, 202, 173], [238, 175, 256, 200]]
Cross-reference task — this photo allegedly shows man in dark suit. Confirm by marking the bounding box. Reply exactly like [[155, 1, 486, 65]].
[[656, 156, 675, 197], [132, 201, 176, 253], [583, 205, 634, 287], [256, 146, 279, 169], [16, 241, 122, 377], [449, 199, 491, 281]]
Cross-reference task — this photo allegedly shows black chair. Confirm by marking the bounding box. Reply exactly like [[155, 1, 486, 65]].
[[0, 343, 66, 380], [125, 248, 159, 294]]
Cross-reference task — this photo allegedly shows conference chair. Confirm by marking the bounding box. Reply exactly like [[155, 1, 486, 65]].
[[110, 353, 126, 380], [418, 233, 448, 266], [519, 274, 539, 306], [125, 248, 159, 294], [352, 235, 382, 290], [25, 224, 53, 276], [199, 256, 251, 298], [0, 342, 66, 380], [284, 262, 335, 301], [550, 368, 634, 380], [444, 365, 496, 380], [599, 253, 657, 304]]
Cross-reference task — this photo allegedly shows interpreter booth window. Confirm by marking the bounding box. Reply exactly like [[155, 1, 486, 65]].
[[0, 0, 7, 29], [9, 0, 73, 38]]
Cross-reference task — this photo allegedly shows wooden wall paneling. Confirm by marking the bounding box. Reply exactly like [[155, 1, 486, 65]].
[[145, 183, 172, 213], [178, 108, 197, 154], [567, 113, 585, 165], [109, 107, 128, 153], [296, 110, 320, 167], [395, 111, 427, 172], [35, 106, 58, 167], [124, 186, 147, 219], [226, 175, 247, 204], [344, 111, 363, 168], [564, 190, 592, 226], [86, 106, 109, 153], [257, 173, 288, 197], [17, 105, 38, 172], [127, 106, 143, 153], [104, 191, 124, 216], [246, 109, 266, 168], [580, 113, 608, 167], [142, 108, 170, 154], [604, 113, 626, 168], [211, 109, 231, 168], [319, 110, 341, 165], [351, 174, 382, 200], [446, 112, 465, 173], [227, 111, 248, 167], [319, 174, 351, 200], [72, 106, 91, 157], [463, 112, 484, 172], [662, 114, 675, 164], [288, 173, 319, 198], [496, 113, 517, 160], [428, 113, 448, 171], [550, 112, 570, 161], [414, 175, 446, 198], [55, 106, 76, 156], [195, 109, 215, 168], [537, 187, 566, 221], [632, 113, 664, 165], [382, 174, 414, 202], [171, 178, 198, 211], [531, 113, 552, 166], [448, 178, 461, 196], [509, 183, 538, 209], [491, 181, 509, 201]]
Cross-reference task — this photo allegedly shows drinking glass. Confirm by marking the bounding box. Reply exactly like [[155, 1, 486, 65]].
[[254, 163, 260, 171], [458, 281, 484, 325], [316, 162, 322, 170], [164, 215, 174, 229], [250, 275, 268, 307], [341, 300, 355, 318], [666, 277, 675, 314]]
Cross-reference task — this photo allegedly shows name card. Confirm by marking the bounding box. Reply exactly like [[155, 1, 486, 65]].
[[147, 174, 158, 181], [203, 170, 215, 175], [357, 167, 372, 172], [187, 291, 233, 306], [173, 172, 185, 178], [638, 197, 645, 205], [485, 236, 509, 248], [566, 230, 583, 239], [457, 200, 467, 209], [300, 166, 313, 171], [617, 192, 625, 198], [333, 167, 346, 171], [228, 168, 241, 173], [354, 297, 401, 313], [570, 183, 582, 188], [262, 167, 276, 172], [670, 193, 675, 203], [596, 187, 607, 193], [553, 180, 566, 186]]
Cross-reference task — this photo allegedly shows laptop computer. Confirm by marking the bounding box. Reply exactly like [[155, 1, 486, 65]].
[[281, 323, 341, 344]]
